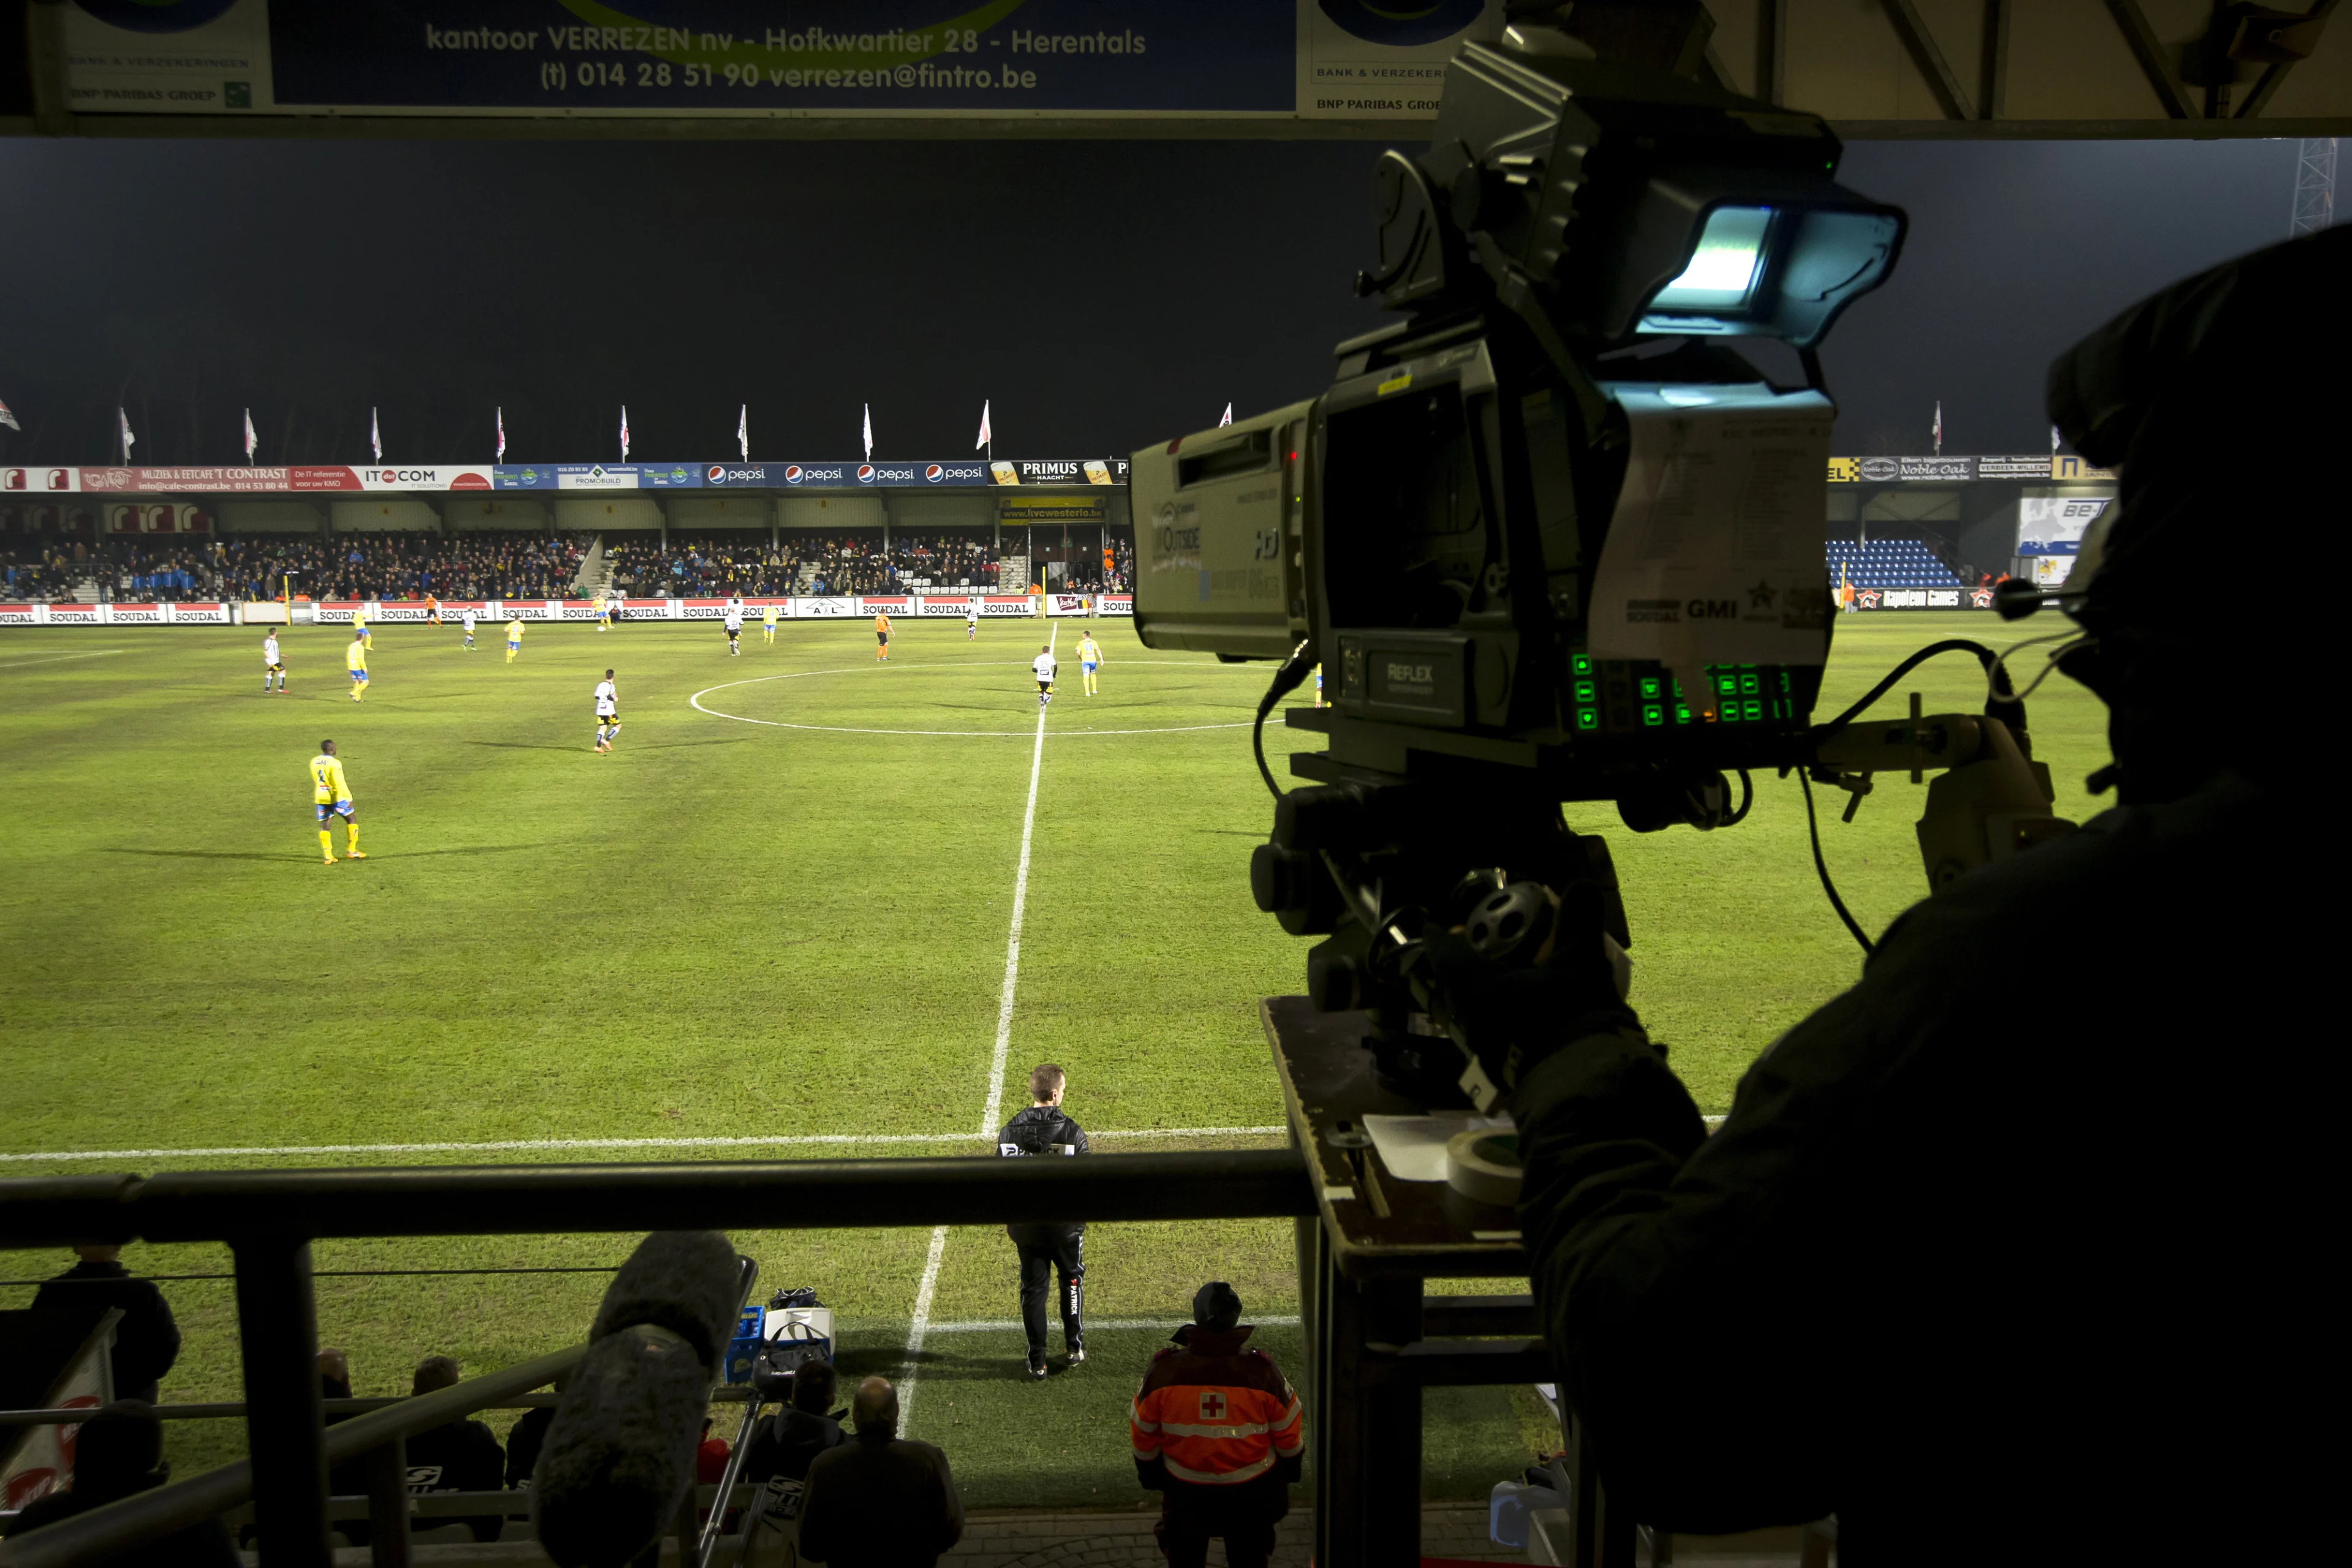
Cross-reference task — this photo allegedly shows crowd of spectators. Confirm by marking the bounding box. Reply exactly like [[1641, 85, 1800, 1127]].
[[0, 533, 587, 603], [2, 529, 1137, 603], [213, 534, 587, 603], [605, 530, 1009, 598]]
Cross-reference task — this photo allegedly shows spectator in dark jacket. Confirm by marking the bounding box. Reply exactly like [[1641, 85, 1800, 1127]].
[[31, 1246, 180, 1403], [502, 1368, 566, 1491], [796, 1376, 962, 1568], [401, 1356, 505, 1543], [2, 1401, 238, 1566], [744, 1359, 847, 1484]]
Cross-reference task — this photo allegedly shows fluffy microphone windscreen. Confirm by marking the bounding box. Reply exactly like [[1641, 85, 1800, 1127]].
[[535, 1231, 742, 1568]]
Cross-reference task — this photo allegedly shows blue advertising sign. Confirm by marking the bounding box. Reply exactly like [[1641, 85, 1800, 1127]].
[[266, 2, 1291, 116], [492, 464, 558, 489]]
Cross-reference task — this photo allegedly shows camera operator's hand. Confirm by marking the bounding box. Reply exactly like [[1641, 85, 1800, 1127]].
[[1418, 880, 1643, 1096]]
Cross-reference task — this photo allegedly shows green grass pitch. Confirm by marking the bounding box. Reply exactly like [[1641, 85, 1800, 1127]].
[[0, 610, 2116, 1506]]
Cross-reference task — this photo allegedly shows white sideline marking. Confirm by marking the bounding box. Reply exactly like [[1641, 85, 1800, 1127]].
[[905, 625, 1054, 1428], [0, 649, 129, 669], [896, 1223, 951, 1430], [0, 1125, 1289, 1165], [924, 1315, 1304, 1335]]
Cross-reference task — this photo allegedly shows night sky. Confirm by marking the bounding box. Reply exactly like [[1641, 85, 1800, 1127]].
[[0, 132, 2305, 466]]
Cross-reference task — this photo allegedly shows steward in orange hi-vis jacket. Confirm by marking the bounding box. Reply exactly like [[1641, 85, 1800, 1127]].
[[1130, 1283, 1303, 1568]]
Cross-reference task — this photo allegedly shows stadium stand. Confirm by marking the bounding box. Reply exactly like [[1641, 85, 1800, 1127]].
[[1823, 538, 1962, 589]]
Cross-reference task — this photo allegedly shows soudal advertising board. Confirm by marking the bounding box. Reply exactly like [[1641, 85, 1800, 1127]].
[[621, 599, 671, 620], [0, 603, 41, 624], [106, 603, 167, 624], [1096, 594, 1134, 616], [314, 601, 359, 623], [1044, 594, 1091, 616], [918, 597, 977, 617], [168, 602, 232, 624], [45, 603, 104, 625], [368, 601, 436, 622], [858, 597, 914, 616], [559, 599, 605, 620], [982, 595, 1037, 617], [4, 467, 80, 493], [679, 598, 736, 619], [794, 597, 858, 617], [500, 600, 564, 620]]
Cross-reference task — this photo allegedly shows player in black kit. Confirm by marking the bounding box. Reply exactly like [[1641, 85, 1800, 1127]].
[[998, 1062, 1090, 1381]]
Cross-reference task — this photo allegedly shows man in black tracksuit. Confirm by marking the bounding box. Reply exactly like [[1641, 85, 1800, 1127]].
[[998, 1062, 1090, 1380], [1427, 232, 2338, 1559]]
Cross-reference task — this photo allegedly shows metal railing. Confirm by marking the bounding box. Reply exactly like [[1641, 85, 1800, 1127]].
[[0, 1150, 1314, 1567]]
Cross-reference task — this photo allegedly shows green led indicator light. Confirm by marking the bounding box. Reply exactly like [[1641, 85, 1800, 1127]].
[[1716, 674, 1737, 696], [1574, 680, 1596, 703], [1639, 676, 1661, 699], [1743, 700, 1762, 720], [1575, 708, 1599, 731], [1739, 673, 1759, 695], [1572, 654, 1593, 675], [1674, 703, 1691, 724], [1641, 704, 1662, 726]]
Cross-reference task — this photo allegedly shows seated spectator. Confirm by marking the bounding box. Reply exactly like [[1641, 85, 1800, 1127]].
[[743, 1359, 846, 1484], [1, 1401, 238, 1566], [318, 1347, 374, 1540], [503, 1369, 565, 1490], [796, 1376, 963, 1568], [402, 1355, 505, 1543], [31, 1244, 181, 1403]]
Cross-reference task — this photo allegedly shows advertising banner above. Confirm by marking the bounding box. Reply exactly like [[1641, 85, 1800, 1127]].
[[0, 461, 1125, 497], [59, 1, 1500, 124]]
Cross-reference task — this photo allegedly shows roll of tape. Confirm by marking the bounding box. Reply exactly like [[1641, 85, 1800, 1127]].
[[1446, 1129, 1522, 1206]]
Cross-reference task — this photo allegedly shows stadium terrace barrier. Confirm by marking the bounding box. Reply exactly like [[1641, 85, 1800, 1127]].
[[0, 1152, 1314, 1568], [0, 595, 1072, 627]]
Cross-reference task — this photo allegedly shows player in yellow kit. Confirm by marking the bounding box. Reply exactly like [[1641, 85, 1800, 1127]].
[[351, 603, 371, 650], [309, 740, 364, 865], [874, 611, 891, 662], [1076, 630, 1103, 696], [347, 633, 369, 702], [761, 601, 780, 644], [505, 617, 524, 663]]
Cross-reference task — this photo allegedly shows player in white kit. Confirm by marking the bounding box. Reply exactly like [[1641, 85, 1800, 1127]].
[[723, 597, 745, 656], [1032, 644, 1057, 709], [967, 606, 979, 640], [593, 669, 620, 753], [262, 631, 285, 695], [461, 608, 477, 650]]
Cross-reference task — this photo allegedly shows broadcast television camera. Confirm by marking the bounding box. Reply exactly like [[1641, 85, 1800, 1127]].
[[1131, 23, 2071, 1110]]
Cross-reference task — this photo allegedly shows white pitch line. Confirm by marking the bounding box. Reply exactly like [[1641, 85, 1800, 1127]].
[[0, 1125, 1289, 1166], [895, 1223, 952, 1431], [905, 625, 1056, 1427], [0, 649, 129, 669]]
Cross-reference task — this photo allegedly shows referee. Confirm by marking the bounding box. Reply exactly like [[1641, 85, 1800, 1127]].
[[998, 1063, 1089, 1381]]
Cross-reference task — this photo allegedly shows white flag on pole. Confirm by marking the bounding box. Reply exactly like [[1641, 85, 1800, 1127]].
[[243, 408, 257, 462], [0, 399, 21, 433], [2050, 423, 2060, 454], [371, 407, 383, 462], [1219, 402, 1233, 427], [118, 407, 135, 461], [496, 407, 507, 462], [975, 399, 992, 450], [1931, 401, 1942, 457], [862, 402, 873, 460], [620, 405, 631, 461], [737, 403, 749, 462]]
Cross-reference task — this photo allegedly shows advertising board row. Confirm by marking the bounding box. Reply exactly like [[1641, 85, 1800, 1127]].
[[0, 595, 1136, 627], [1, 459, 1128, 496], [1826, 455, 2117, 483]]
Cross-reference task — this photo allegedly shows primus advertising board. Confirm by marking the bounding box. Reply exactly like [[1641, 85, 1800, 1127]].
[[58, 2, 1498, 125]]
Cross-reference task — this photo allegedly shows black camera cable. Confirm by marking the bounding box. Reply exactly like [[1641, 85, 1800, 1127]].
[[1253, 639, 1319, 800]]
